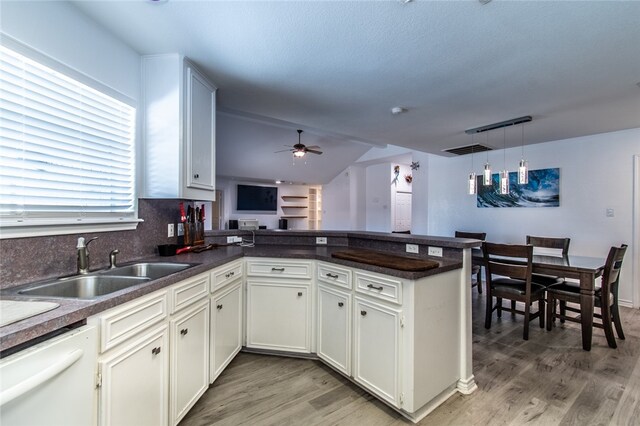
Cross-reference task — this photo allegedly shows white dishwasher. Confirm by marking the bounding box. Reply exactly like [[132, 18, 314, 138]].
[[0, 325, 98, 426]]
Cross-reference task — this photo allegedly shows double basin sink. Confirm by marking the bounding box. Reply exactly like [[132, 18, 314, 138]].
[[17, 263, 195, 300]]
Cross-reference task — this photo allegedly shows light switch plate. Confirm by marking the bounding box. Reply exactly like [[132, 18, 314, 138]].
[[167, 223, 175, 238], [316, 237, 327, 245], [406, 244, 419, 254], [177, 223, 184, 236], [428, 246, 443, 257], [227, 236, 236, 244]]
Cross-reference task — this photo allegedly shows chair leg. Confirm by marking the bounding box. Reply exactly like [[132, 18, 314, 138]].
[[600, 303, 617, 349], [511, 300, 517, 316], [559, 301, 566, 323], [523, 301, 531, 340], [612, 302, 625, 340], [497, 297, 502, 318], [538, 299, 545, 328], [546, 294, 554, 331], [476, 270, 482, 294], [485, 293, 493, 329]]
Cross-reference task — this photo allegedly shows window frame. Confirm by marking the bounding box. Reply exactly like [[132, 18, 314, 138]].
[[0, 36, 141, 239]]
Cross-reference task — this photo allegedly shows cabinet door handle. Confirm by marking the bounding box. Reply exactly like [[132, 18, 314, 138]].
[[217, 304, 223, 310], [297, 292, 303, 297], [360, 310, 367, 316], [271, 267, 285, 272], [367, 284, 384, 291], [151, 347, 161, 355], [180, 328, 188, 336], [338, 302, 344, 307], [193, 173, 199, 179], [326, 273, 339, 279]]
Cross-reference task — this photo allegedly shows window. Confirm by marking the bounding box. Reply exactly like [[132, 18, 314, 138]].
[[0, 42, 139, 238]]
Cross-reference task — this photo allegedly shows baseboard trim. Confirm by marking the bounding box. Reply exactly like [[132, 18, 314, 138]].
[[618, 299, 635, 309]]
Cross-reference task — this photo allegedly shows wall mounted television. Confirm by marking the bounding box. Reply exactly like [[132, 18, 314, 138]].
[[236, 184, 278, 212]]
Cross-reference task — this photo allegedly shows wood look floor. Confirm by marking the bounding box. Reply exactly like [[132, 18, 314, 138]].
[[180, 290, 640, 426]]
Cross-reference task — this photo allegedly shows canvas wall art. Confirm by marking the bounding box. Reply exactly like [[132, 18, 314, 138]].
[[477, 168, 560, 208]]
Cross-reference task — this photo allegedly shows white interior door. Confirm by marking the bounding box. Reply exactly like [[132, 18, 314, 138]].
[[394, 192, 412, 232]]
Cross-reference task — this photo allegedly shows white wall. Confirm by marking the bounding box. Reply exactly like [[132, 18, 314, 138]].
[[365, 163, 393, 232], [322, 169, 351, 230], [216, 178, 312, 230], [427, 128, 640, 304]]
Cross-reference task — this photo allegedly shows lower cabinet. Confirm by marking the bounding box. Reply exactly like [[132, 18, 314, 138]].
[[210, 280, 243, 383], [246, 280, 311, 353], [353, 297, 401, 408], [317, 284, 351, 375], [98, 325, 169, 426], [170, 300, 210, 425]]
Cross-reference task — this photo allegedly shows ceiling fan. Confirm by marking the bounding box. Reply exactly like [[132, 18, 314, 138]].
[[275, 129, 323, 157]]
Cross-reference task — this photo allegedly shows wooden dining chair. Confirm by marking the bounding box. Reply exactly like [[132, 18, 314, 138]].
[[455, 231, 486, 293], [483, 242, 546, 340], [526, 235, 571, 286], [546, 244, 628, 348]]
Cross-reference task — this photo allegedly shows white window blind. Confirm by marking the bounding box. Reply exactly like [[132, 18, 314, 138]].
[[0, 44, 137, 233]]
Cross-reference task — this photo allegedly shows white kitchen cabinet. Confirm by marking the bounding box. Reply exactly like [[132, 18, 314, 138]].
[[170, 300, 210, 425], [317, 284, 351, 375], [353, 296, 401, 408], [246, 280, 311, 353], [142, 54, 216, 200], [210, 280, 243, 383], [98, 325, 169, 426]]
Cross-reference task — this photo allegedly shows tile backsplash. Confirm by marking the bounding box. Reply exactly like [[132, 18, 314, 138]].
[[0, 199, 183, 289]]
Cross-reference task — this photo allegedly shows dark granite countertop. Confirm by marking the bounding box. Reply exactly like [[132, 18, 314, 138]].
[[0, 244, 462, 353]]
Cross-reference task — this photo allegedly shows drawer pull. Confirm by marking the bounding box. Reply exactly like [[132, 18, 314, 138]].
[[151, 347, 161, 355], [338, 302, 344, 307], [193, 173, 199, 179], [225, 271, 235, 278], [360, 310, 367, 316], [180, 328, 188, 336], [326, 273, 339, 279], [297, 292, 303, 297], [217, 304, 223, 310], [271, 267, 285, 272], [367, 284, 384, 291]]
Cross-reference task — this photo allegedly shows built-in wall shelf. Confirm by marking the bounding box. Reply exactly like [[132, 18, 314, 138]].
[[280, 216, 308, 219], [281, 195, 308, 200], [281, 206, 308, 209]]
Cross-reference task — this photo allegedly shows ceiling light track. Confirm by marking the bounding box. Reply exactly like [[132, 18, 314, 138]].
[[464, 116, 532, 135]]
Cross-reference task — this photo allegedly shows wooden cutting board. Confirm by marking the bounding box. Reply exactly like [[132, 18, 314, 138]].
[[331, 249, 440, 272], [0, 300, 59, 327]]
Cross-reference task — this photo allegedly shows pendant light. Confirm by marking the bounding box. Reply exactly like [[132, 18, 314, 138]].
[[499, 127, 509, 195], [483, 132, 492, 186], [517, 123, 529, 184], [468, 135, 477, 195]]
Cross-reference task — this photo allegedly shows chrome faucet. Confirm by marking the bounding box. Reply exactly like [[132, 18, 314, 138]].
[[109, 249, 120, 269], [77, 236, 98, 274]]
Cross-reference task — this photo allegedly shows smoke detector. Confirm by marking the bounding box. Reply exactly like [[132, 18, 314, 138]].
[[391, 107, 408, 115]]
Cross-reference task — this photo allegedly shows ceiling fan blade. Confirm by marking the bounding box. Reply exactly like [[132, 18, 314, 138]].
[[306, 149, 323, 155], [274, 148, 294, 153], [305, 145, 321, 150]]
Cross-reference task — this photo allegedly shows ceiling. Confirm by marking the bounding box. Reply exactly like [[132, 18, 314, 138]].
[[71, 0, 640, 161]]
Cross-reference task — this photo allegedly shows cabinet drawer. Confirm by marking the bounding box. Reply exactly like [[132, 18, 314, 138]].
[[246, 259, 312, 280], [355, 272, 402, 305], [317, 262, 352, 290], [99, 291, 168, 353], [170, 272, 210, 314], [211, 260, 243, 292]]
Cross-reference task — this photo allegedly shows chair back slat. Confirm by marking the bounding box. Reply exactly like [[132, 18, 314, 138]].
[[482, 242, 533, 281], [526, 235, 570, 257], [455, 231, 486, 241], [601, 244, 628, 295]]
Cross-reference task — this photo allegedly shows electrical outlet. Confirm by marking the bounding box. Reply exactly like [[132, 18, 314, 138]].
[[227, 236, 236, 244], [606, 208, 615, 217], [177, 223, 184, 236], [406, 244, 419, 254], [167, 223, 175, 238], [428, 246, 443, 257], [316, 237, 327, 245], [233, 236, 243, 243]]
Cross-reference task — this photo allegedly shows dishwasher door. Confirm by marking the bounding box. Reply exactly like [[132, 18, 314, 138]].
[[0, 325, 98, 426]]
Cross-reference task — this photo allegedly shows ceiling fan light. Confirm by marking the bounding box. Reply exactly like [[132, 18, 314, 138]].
[[293, 150, 305, 158]]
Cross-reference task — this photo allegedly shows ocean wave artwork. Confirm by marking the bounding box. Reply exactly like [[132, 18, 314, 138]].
[[477, 168, 559, 208]]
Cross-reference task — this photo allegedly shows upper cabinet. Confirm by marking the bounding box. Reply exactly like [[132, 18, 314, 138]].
[[142, 55, 217, 200]]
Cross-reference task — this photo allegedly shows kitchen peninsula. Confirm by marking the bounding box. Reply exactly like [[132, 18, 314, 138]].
[[0, 231, 480, 424]]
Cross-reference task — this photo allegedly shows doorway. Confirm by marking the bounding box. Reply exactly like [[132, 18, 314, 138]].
[[393, 192, 412, 233]]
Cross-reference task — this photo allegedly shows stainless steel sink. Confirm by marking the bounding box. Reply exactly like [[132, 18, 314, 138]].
[[18, 275, 151, 299], [100, 262, 192, 279]]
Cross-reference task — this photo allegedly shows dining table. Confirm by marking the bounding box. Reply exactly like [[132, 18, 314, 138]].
[[472, 249, 606, 351]]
